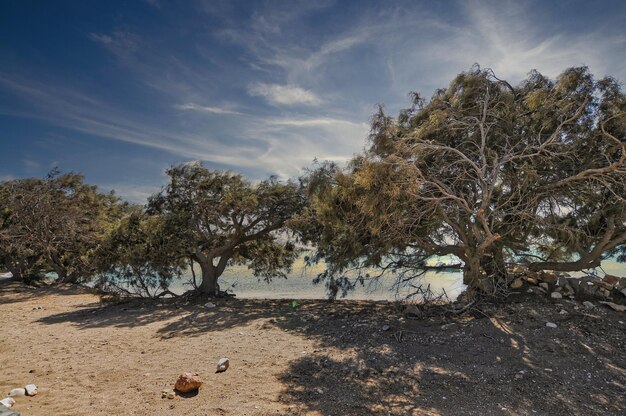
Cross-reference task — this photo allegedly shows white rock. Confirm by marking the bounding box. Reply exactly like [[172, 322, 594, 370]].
[[24, 384, 37, 396], [550, 292, 563, 299], [7, 388, 25, 397], [382, 325, 391, 331], [546, 322, 558, 328], [204, 302, 216, 309], [216, 357, 230, 373], [0, 398, 15, 408], [583, 301, 595, 309]]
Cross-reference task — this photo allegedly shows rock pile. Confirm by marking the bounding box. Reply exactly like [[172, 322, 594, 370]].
[[1, 383, 37, 413], [509, 268, 626, 307]]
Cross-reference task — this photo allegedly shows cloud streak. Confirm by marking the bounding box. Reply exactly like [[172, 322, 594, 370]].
[[247, 83, 321, 106], [175, 103, 242, 115]]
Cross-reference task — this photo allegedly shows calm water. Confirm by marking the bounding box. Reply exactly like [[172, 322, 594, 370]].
[[168, 255, 625, 301]]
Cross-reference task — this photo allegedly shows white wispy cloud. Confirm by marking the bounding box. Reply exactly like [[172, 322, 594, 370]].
[[267, 117, 366, 128], [247, 83, 321, 106], [175, 103, 242, 115], [0, 73, 264, 170], [22, 159, 41, 172]]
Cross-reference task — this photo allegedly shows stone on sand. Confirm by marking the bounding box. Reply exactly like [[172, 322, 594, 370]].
[[216, 357, 230, 373], [174, 373, 203, 393], [0, 398, 15, 409], [24, 385, 37, 396]]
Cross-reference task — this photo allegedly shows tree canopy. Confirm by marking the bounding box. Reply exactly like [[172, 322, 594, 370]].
[[94, 205, 186, 297], [0, 170, 121, 283], [149, 162, 306, 296], [299, 66, 626, 295]]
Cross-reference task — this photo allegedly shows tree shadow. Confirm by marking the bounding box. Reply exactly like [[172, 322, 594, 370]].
[[0, 278, 93, 305], [37, 295, 303, 336], [272, 295, 626, 415]]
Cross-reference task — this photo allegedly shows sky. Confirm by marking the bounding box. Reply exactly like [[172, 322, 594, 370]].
[[1, 0, 625, 203]]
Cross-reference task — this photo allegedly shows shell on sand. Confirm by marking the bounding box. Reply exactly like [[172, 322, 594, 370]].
[[216, 357, 229, 373], [7, 389, 25, 397]]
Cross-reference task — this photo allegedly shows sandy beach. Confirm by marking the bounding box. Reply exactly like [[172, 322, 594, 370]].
[[1, 278, 625, 416]]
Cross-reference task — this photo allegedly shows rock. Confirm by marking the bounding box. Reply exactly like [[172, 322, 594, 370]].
[[592, 280, 613, 290], [382, 325, 391, 331], [0, 406, 20, 416], [539, 282, 549, 290], [0, 398, 15, 409], [617, 278, 626, 289], [583, 301, 595, 309], [526, 277, 538, 285], [550, 292, 563, 299], [540, 272, 557, 283], [24, 384, 37, 396], [621, 288, 626, 297], [204, 302, 216, 309], [510, 278, 523, 289], [603, 275, 619, 285], [161, 389, 177, 399], [216, 357, 230, 373], [7, 389, 24, 397], [174, 373, 203, 393], [559, 309, 568, 315], [599, 301, 626, 312], [546, 322, 558, 328]]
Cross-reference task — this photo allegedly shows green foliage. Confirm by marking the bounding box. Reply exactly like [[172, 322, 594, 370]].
[[0, 170, 121, 283], [149, 162, 306, 295], [300, 66, 626, 295], [94, 205, 186, 297]]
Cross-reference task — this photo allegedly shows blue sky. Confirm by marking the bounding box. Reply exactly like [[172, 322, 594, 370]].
[[1, 0, 625, 202]]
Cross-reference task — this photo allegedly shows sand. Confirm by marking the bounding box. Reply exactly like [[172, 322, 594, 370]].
[[1, 278, 625, 415]]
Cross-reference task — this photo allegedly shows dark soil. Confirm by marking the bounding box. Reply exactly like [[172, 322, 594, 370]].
[[274, 292, 626, 415]]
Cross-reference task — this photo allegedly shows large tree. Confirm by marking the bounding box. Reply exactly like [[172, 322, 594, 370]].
[[299, 66, 626, 295], [149, 162, 306, 296], [0, 170, 121, 283]]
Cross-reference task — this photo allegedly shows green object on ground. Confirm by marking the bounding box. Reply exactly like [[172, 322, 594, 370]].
[[291, 300, 297, 310]]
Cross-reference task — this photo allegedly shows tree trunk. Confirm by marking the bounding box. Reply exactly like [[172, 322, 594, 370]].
[[462, 248, 507, 294], [462, 256, 489, 291], [197, 258, 221, 296], [8, 266, 21, 281]]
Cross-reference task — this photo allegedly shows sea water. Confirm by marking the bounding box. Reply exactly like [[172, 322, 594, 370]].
[[169, 255, 625, 301]]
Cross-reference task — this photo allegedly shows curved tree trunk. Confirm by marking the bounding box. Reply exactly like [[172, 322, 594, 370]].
[[198, 260, 220, 296], [462, 247, 507, 294], [194, 249, 232, 296]]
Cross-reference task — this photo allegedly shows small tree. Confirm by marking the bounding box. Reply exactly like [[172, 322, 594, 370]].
[[94, 205, 186, 297], [149, 162, 306, 296], [0, 171, 120, 283], [300, 66, 626, 295]]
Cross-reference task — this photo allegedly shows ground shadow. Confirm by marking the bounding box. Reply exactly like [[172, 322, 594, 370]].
[[0, 278, 95, 305], [271, 295, 626, 415], [37, 294, 303, 336]]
